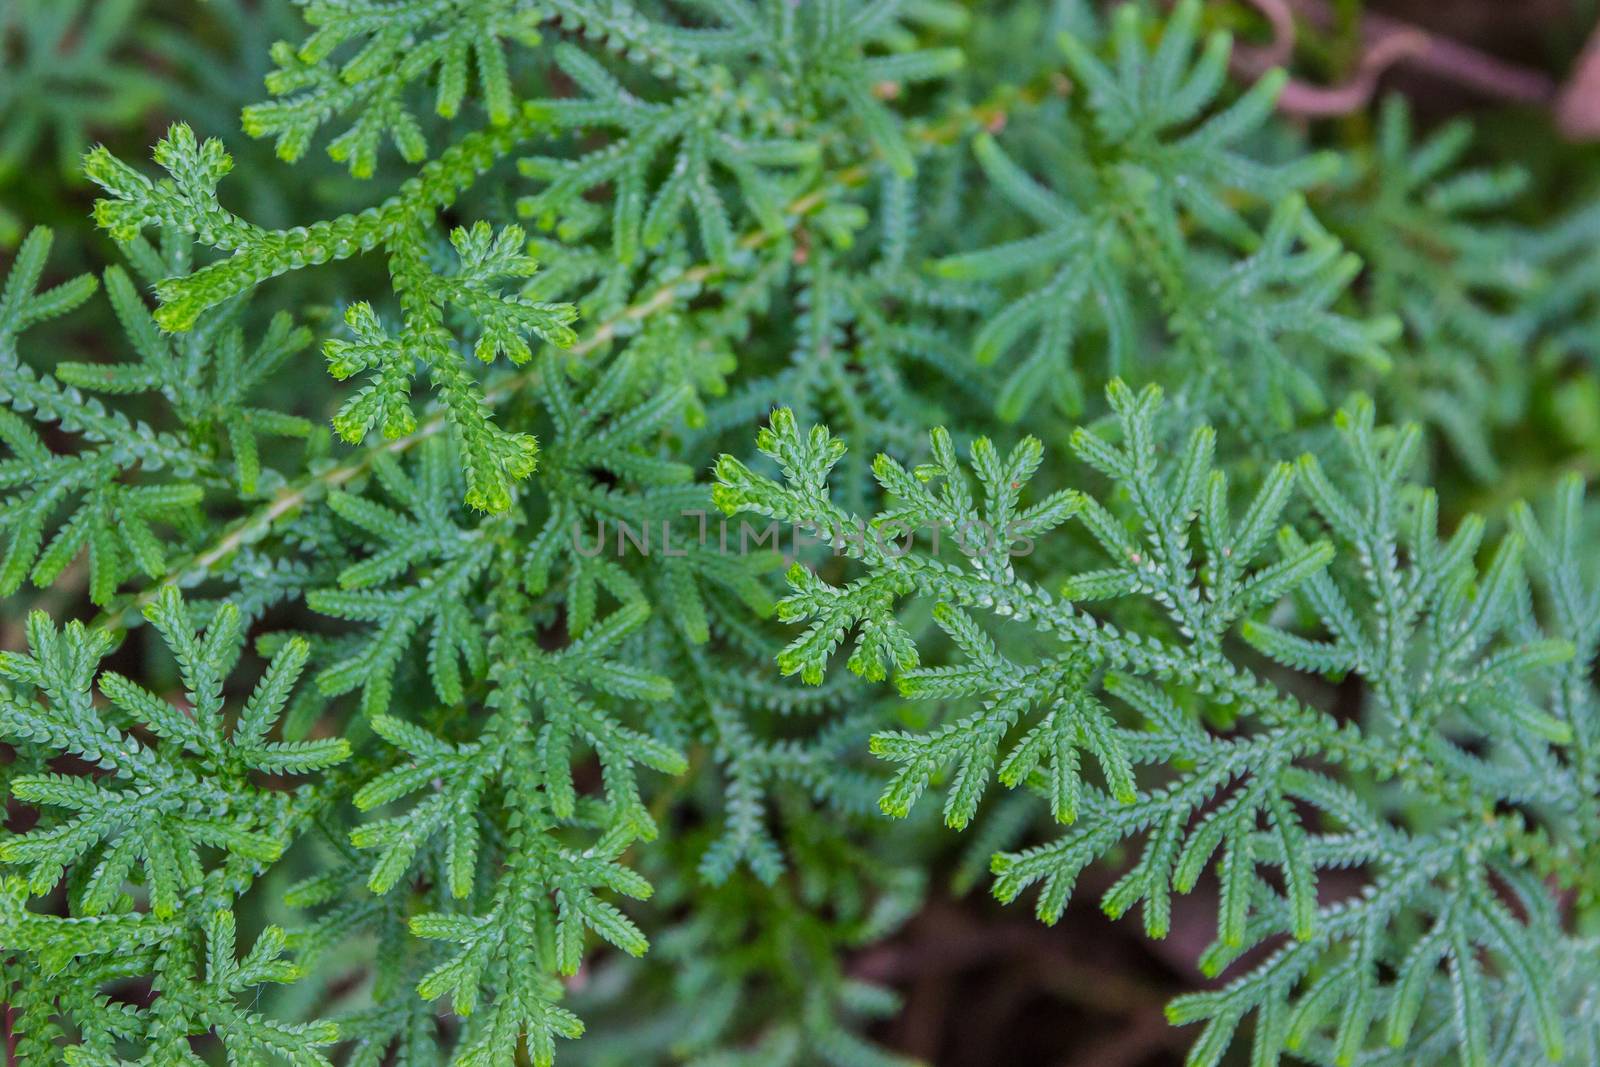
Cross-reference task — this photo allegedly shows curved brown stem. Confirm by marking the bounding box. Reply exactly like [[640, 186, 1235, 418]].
[[1230, 0, 1557, 119], [1234, 0, 1296, 70], [1274, 28, 1431, 117], [1558, 21, 1600, 139]]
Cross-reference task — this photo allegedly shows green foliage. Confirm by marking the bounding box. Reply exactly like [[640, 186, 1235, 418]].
[[85, 121, 577, 512], [245, 0, 543, 173], [718, 380, 1599, 1066], [0, 588, 345, 1063], [1324, 96, 1538, 480], [6, 1, 1600, 1065], [0, 0, 160, 242], [0, 230, 213, 607], [930, 1, 1391, 426]]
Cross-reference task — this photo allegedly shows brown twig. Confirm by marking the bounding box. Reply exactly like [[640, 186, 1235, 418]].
[[1558, 20, 1600, 139], [1236, 0, 1296, 69], [1232, 0, 1557, 118]]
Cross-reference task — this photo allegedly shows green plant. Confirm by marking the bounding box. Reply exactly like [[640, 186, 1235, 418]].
[[0, 0, 160, 245], [4, 1, 1599, 1065], [715, 382, 1600, 1066]]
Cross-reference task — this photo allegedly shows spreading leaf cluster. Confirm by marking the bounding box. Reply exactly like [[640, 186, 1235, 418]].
[[4, 2, 1600, 1066]]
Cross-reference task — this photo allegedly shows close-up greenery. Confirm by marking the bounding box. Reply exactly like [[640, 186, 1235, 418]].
[[3, 1, 1600, 1064]]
